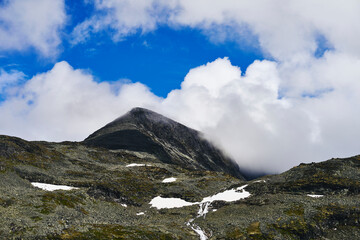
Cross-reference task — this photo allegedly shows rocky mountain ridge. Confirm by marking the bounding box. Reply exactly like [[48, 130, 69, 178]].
[[84, 107, 244, 179], [0, 108, 359, 239]]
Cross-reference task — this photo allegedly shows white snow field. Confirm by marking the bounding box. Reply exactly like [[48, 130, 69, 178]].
[[126, 163, 146, 167], [162, 177, 177, 183], [307, 194, 324, 198], [149, 184, 251, 240], [31, 182, 78, 191], [149, 196, 195, 209]]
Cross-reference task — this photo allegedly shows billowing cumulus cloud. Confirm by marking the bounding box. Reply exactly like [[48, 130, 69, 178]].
[[1, 55, 360, 173], [160, 56, 360, 173], [0, 61, 161, 141], [0, 0, 66, 56]]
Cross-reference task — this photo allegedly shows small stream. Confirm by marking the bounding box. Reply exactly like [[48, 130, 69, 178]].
[[186, 202, 211, 240], [149, 184, 251, 240]]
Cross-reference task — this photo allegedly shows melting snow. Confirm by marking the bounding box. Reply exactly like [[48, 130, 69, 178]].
[[149, 184, 250, 210], [149, 184, 250, 240], [307, 194, 323, 198], [253, 180, 266, 183], [126, 163, 146, 167], [31, 182, 78, 191], [149, 196, 195, 209], [162, 177, 177, 183], [201, 185, 250, 203], [136, 212, 145, 215]]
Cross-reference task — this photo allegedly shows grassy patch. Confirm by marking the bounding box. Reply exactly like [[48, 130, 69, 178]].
[[39, 192, 84, 214], [47, 224, 175, 240], [285, 204, 304, 216]]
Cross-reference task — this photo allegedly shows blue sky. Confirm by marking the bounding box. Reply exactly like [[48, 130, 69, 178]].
[[63, 26, 262, 97], [0, 0, 262, 97], [0, 0, 360, 173]]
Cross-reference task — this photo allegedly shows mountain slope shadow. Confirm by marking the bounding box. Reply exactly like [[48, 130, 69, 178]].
[[83, 107, 245, 180]]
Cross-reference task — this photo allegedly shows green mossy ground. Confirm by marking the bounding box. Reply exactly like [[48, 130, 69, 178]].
[[47, 225, 175, 240]]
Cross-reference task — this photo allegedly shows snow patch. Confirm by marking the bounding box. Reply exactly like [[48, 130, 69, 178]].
[[121, 204, 127, 207], [162, 177, 177, 183], [31, 182, 78, 191], [149, 196, 196, 209], [149, 184, 250, 210], [253, 180, 266, 183], [307, 194, 323, 198], [126, 163, 148, 167], [201, 185, 250, 203], [136, 212, 145, 215], [149, 184, 250, 240]]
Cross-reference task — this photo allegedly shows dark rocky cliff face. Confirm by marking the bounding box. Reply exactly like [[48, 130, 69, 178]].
[[84, 107, 244, 180]]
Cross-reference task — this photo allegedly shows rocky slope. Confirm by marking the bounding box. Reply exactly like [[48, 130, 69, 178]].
[[0, 108, 359, 239], [84, 108, 244, 179]]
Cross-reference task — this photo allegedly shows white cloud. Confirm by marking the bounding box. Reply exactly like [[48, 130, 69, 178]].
[[72, 1, 360, 60], [0, 0, 66, 56], [2, 56, 360, 173], [0, 61, 161, 141], [158, 56, 360, 173], [159, 58, 310, 172], [172, 0, 360, 61], [71, 0, 175, 44], [0, 68, 25, 95]]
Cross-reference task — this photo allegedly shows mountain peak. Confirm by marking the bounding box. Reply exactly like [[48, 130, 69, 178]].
[[125, 107, 158, 119], [86, 108, 181, 141], [84, 107, 245, 179], [121, 107, 174, 126], [128, 107, 156, 114]]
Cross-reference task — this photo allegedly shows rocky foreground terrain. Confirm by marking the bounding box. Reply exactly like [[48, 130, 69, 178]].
[[0, 108, 360, 239]]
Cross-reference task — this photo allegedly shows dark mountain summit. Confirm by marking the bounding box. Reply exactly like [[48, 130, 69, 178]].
[[84, 107, 244, 179]]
